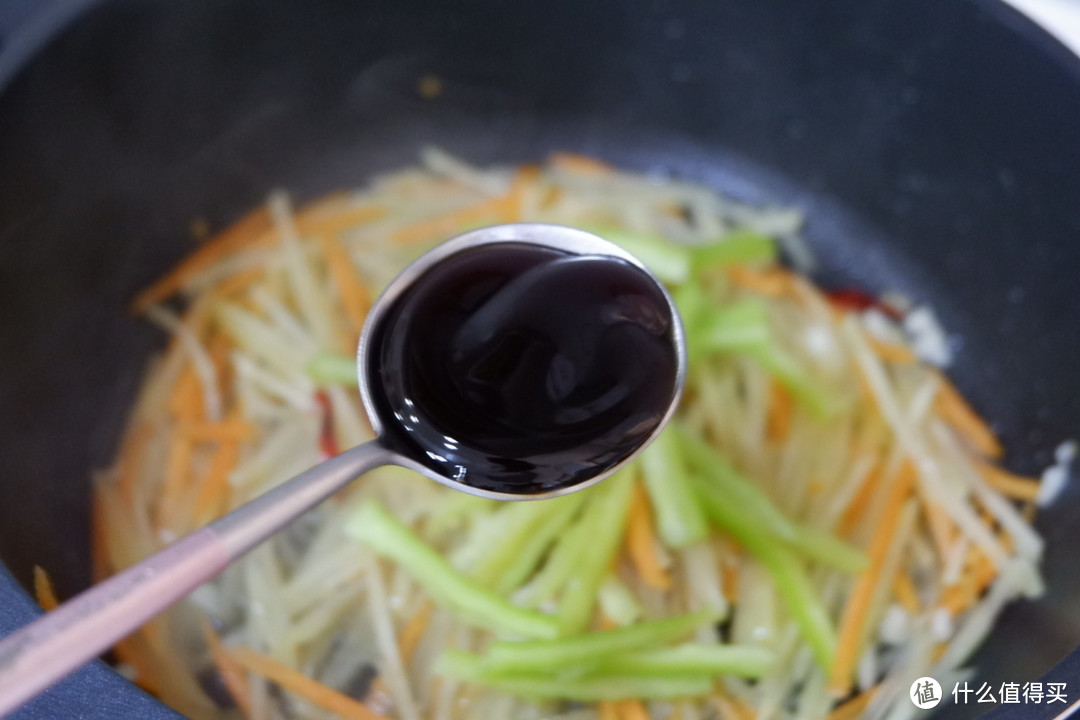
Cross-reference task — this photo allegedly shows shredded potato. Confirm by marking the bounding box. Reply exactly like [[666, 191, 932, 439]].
[[94, 151, 1046, 720]]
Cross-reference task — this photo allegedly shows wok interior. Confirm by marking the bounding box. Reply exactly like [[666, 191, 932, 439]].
[[1, 0, 1080, 718]]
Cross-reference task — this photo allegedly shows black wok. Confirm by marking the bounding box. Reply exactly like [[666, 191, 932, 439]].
[[1, 0, 1079, 718]]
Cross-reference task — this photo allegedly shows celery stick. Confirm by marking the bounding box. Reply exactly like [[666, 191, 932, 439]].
[[557, 471, 635, 633], [514, 506, 593, 607], [676, 424, 866, 574], [690, 231, 777, 272], [346, 500, 559, 639], [437, 651, 712, 701], [587, 226, 690, 285], [597, 574, 643, 627], [640, 429, 709, 549], [484, 609, 719, 673], [693, 479, 836, 669], [492, 493, 587, 596], [598, 642, 775, 679], [304, 351, 359, 386]]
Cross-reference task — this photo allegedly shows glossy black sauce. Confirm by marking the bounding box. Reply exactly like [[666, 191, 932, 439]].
[[368, 243, 679, 495]]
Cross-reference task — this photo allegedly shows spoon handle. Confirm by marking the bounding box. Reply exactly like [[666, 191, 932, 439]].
[[0, 439, 396, 716]]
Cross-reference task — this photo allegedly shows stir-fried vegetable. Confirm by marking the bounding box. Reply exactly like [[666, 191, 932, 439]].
[[91, 150, 1049, 720]]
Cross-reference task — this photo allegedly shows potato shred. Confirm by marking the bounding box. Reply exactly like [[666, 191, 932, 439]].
[[93, 149, 1046, 720]]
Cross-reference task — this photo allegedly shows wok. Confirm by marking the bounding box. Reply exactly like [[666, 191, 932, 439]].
[[1, 0, 1079, 718]]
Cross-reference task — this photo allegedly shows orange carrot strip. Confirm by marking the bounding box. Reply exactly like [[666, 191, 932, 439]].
[[830, 461, 916, 695], [721, 556, 740, 604], [214, 266, 265, 298], [913, 480, 954, 560], [766, 379, 794, 443], [549, 152, 614, 176], [892, 570, 920, 613], [296, 204, 385, 240], [33, 566, 59, 611], [866, 336, 917, 365], [616, 700, 652, 720], [132, 208, 273, 313], [827, 686, 877, 720], [837, 464, 881, 537], [228, 646, 382, 720], [390, 196, 514, 246], [113, 633, 163, 695], [710, 692, 755, 720], [184, 419, 254, 442], [200, 618, 253, 716], [193, 441, 239, 526], [598, 701, 621, 720], [168, 365, 205, 421], [397, 600, 434, 664], [319, 235, 371, 338], [726, 265, 794, 297], [978, 461, 1041, 502], [625, 481, 672, 591], [506, 165, 540, 222], [935, 377, 1003, 459]]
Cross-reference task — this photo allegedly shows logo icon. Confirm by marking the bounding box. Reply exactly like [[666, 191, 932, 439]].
[[911, 677, 943, 709]]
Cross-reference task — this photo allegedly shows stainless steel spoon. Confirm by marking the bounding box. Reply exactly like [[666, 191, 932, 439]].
[[0, 222, 686, 715]]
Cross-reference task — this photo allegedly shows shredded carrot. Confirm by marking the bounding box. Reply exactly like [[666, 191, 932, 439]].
[[184, 418, 254, 443], [115, 421, 153, 511], [726, 265, 795, 297], [941, 547, 997, 614], [827, 686, 877, 720], [132, 208, 274, 313], [625, 481, 672, 591], [32, 565, 59, 611], [228, 645, 382, 720], [168, 364, 205, 421], [935, 377, 1003, 459], [193, 440, 239, 526], [977, 461, 1041, 502], [892, 570, 920, 613], [830, 461, 916, 695], [319, 235, 371, 339], [397, 600, 433, 664], [721, 556, 740, 604], [838, 464, 881, 537], [506, 165, 540, 222], [200, 618, 253, 716], [866, 335, 917, 365], [598, 701, 621, 720], [113, 633, 163, 695], [913, 480, 954, 560], [766, 379, 794, 442], [214, 266, 265, 299], [616, 700, 652, 720], [549, 152, 614, 176], [390, 196, 514, 245]]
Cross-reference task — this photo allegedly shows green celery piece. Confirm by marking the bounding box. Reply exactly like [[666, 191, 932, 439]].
[[304, 351, 359, 386], [697, 298, 836, 418], [598, 642, 775, 679], [484, 609, 719, 673], [693, 478, 836, 670], [640, 429, 709, 549], [492, 493, 588, 596], [586, 226, 690, 285], [597, 574, 643, 627], [690, 231, 777, 273], [346, 500, 559, 639], [437, 650, 712, 701], [514, 504, 593, 608], [675, 426, 866, 574], [557, 471, 636, 634]]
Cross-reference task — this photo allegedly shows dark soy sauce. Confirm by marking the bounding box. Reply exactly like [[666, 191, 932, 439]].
[[369, 242, 679, 495]]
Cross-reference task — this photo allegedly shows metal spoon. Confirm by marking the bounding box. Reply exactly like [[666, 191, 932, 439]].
[[0, 223, 685, 715]]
